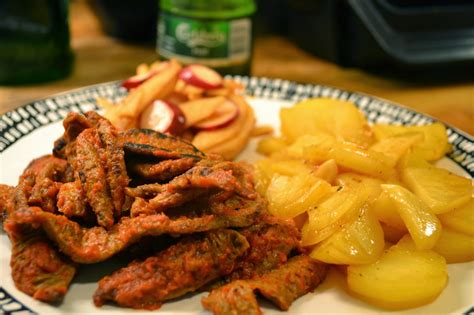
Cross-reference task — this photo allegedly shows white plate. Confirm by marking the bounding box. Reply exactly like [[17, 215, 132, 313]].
[[0, 78, 473, 315]]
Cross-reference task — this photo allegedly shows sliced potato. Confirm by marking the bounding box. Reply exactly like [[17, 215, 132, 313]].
[[304, 140, 395, 179], [402, 166, 472, 214], [314, 159, 338, 183], [382, 184, 441, 250], [310, 205, 384, 264], [347, 235, 448, 310], [302, 185, 369, 246], [438, 199, 474, 236], [369, 132, 423, 168], [380, 223, 406, 244], [286, 133, 334, 161], [433, 227, 474, 263], [372, 190, 407, 231], [372, 123, 450, 161], [266, 172, 334, 219], [280, 98, 373, 147], [397, 150, 434, 170], [269, 159, 313, 177], [335, 173, 383, 204], [254, 159, 273, 196]]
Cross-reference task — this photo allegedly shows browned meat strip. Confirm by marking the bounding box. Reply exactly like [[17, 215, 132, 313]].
[[251, 255, 327, 310], [227, 216, 301, 282], [129, 157, 196, 182], [131, 161, 256, 217], [202, 255, 327, 314], [202, 281, 262, 315], [53, 112, 92, 159], [28, 178, 62, 213], [125, 184, 163, 199], [57, 181, 86, 217], [6, 196, 264, 263], [120, 128, 205, 160], [10, 234, 76, 303], [0, 184, 13, 222], [93, 229, 249, 310], [86, 112, 129, 217], [74, 128, 114, 228], [23, 155, 68, 213]]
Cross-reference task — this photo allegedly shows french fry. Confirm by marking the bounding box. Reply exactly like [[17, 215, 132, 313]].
[[96, 97, 114, 110], [251, 125, 274, 137], [136, 63, 149, 75], [104, 59, 181, 131]]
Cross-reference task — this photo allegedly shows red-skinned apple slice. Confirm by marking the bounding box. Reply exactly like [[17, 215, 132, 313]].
[[179, 64, 223, 89], [140, 100, 186, 135], [122, 62, 170, 90], [122, 72, 155, 90], [194, 99, 239, 131]]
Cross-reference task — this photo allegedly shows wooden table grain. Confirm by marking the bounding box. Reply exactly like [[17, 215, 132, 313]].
[[0, 0, 473, 135]]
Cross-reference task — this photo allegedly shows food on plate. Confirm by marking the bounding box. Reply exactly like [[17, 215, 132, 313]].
[[99, 59, 260, 160], [255, 97, 473, 310], [1, 111, 327, 313], [93, 229, 249, 309], [347, 235, 448, 310], [139, 100, 186, 135], [179, 64, 224, 89], [202, 255, 327, 314]]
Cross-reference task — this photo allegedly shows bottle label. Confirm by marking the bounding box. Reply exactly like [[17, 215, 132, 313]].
[[158, 13, 251, 67]]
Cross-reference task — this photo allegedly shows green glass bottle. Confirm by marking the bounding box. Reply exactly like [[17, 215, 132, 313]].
[[0, 0, 72, 85], [157, 0, 256, 76]]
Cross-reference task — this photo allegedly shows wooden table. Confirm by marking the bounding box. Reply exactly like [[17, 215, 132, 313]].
[[1, 0, 473, 135]]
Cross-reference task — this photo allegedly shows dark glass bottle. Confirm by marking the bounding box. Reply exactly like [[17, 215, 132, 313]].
[[0, 0, 72, 85], [157, 0, 256, 76]]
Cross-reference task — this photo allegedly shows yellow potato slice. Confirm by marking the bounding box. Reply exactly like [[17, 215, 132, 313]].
[[380, 223, 406, 244], [335, 173, 383, 203], [314, 159, 338, 183], [372, 190, 407, 231], [369, 132, 423, 168], [397, 149, 434, 171], [310, 205, 384, 264], [347, 235, 448, 310], [302, 185, 369, 246], [266, 172, 334, 219], [382, 184, 441, 250], [269, 159, 313, 177], [257, 136, 287, 156], [179, 96, 225, 128], [372, 123, 450, 161], [280, 98, 373, 147], [254, 159, 273, 196], [402, 166, 472, 214], [304, 140, 395, 179], [433, 227, 474, 263], [438, 199, 474, 236], [286, 133, 335, 161]]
